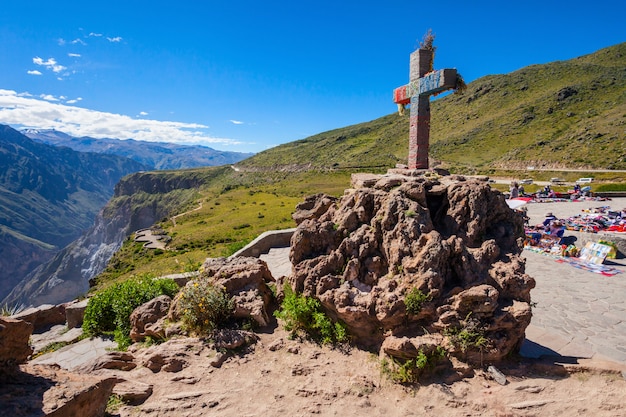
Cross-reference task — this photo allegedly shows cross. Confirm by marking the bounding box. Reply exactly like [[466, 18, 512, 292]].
[[393, 48, 458, 170]]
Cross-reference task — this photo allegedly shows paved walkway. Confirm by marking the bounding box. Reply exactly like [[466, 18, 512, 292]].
[[519, 198, 626, 364], [260, 247, 292, 279]]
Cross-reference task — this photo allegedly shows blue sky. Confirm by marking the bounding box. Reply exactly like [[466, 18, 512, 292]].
[[0, 1, 624, 153]]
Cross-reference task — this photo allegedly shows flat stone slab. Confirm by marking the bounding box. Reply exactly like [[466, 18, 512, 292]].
[[260, 247, 292, 279], [31, 336, 117, 371], [31, 325, 84, 354]]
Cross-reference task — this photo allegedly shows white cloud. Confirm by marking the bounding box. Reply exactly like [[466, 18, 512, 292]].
[[88, 32, 103, 37], [40, 94, 58, 101], [71, 38, 86, 45], [68, 53, 81, 58], [33, 57, 67, 73], [107, 36, 123, 43], [229, 120, 244, 125], [139, 111, 148, 116], [27, 70, 43, 76], [0, 90, 242, 147], [58, 38, 66, 46]]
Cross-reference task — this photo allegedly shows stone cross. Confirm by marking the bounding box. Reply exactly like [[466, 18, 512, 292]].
[[393, 48, 458, 169]]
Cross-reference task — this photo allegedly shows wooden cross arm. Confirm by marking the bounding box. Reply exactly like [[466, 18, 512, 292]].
[[393, 68, 458, 105]]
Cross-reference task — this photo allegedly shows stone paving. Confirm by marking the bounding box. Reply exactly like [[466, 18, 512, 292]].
[[259, 247, 292, 279], [31, 335, 116, 370], [520, 198, 626, 364]]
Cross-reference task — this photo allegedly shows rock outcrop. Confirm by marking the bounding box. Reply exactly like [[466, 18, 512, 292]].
[[130, 295, 172, 342], [0, 364, 117, 417], [0, 317, 33, 372], [286, 174, 535, 364], [197, 257, 275, 327]]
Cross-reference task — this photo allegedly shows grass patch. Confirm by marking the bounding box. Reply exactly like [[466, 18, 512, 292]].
[[91, 170, 351, 291], [404, 288, 431, 315], [274, 285, 348, 346]]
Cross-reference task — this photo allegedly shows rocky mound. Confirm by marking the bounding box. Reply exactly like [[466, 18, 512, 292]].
[[285, 174, 535, 364]]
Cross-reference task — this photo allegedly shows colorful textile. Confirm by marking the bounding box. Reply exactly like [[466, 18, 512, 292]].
[[524, 246, 622, 276]]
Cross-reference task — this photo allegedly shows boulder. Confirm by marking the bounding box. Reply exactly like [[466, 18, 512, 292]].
[[0, 364, 116, 417], [212, 329, 258, 350], [197, 257, 275, 327], [0, 317, 33, 372], [75, 351, 137, 373], [129, 295, 172, 342], [135, 338, 202, 373], [65, 299, 89, 329], [112, 380, 153, 405], [292, 193, 338, 225], [287, 175, 535, 365], [12, 304, 66, 332]]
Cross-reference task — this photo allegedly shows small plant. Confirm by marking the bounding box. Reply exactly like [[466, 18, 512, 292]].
[[1, 303, 24, 316], [105, 394, 125, 416], [380, 347, 445, 385], [181, 257, 202, 273], [31, 341, 71, 359], [445, 314, 488, 353], [82, 275, 179, 350], [404, 209, 416, 218], [455, 72, 468, 95], [274, 285, 348, 346], [178, 276, 234, 335], [419, 29, 436, 51], [405, 288, 431, 315]]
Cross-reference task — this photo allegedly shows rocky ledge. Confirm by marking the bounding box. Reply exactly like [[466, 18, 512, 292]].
[[284, 173, 535, 364]]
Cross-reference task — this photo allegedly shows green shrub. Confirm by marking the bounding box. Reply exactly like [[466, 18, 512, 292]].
[[82, 275, 179, 349], [178, 276, 234, 335], [405, 288, 431, 315], [381, 347, 446, 385], [274, 285, 348, 345]]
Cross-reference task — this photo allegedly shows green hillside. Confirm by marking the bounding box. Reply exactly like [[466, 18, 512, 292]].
[[240, 42, 626, 172]]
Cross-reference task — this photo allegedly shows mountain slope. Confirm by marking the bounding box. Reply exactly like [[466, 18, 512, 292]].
[[0, 125, 147, 301], [24, 130, 254, 170], [239, 42, 626, 171]]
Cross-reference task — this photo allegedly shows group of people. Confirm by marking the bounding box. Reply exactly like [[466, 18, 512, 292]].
[[509, 181, 591, 200]]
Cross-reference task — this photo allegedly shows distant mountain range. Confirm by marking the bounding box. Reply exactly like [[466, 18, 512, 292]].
[[23, 129, 254, 170], [0, 125, 147, 301], [0, 126, 254, 304]]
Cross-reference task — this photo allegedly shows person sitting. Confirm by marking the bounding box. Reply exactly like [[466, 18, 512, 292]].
[[509, 182, 519, 199], [542, 212, 557, 227], [546, 220, 565, 238]]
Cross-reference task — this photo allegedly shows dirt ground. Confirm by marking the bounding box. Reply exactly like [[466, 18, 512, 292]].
[[107, 328, 626, 417]]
